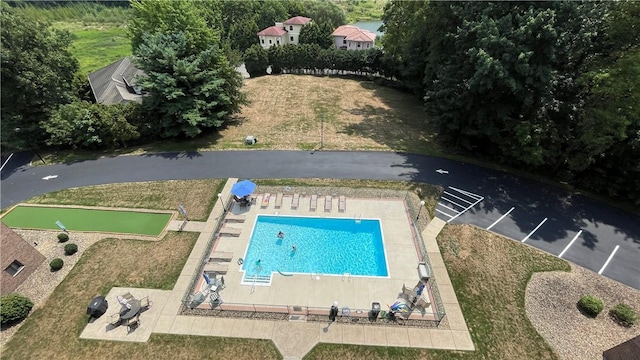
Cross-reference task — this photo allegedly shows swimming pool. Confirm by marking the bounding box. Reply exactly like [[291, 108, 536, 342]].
[[242, 215, 388, 277]]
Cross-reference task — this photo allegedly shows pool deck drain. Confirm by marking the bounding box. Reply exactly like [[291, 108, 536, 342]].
[[80, 179, 474, 358]]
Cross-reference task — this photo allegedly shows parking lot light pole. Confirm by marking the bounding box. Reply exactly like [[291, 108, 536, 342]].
[[218, 193, 226, 213], [416, 200, 425, 220]]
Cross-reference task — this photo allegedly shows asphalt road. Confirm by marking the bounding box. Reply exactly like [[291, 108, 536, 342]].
[[1, 150, 638, 289]]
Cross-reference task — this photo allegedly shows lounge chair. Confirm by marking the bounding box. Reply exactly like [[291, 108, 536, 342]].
[[338, 196, 346, 212], [324, 195, 332, 212], [414, 297, 431, 309], [121, 292, 134, 301], [225, 214, 246, 222], [291, 193, 300, 209], [309, 194, 318, 211], [219, 227, 241, 236], [275, 193, 283, 209], [209, 251, 233, 262], [261, 193, 271, 208], [203, 263, 229, 274]]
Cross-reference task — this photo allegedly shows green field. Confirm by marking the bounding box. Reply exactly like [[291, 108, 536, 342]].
[[1, 206, 171, 236], [63, 25, 131, 76]]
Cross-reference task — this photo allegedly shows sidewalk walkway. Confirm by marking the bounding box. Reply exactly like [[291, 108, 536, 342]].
[[80, 181, 474, 359]]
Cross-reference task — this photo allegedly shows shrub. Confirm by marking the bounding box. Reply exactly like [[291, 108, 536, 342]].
[[610, 303, 637, 326], [0, 293, 34, 325], [57, 233, 69, 243], [578, 295, 604, 317], [50, 258, 64, 271], [64, 243, 78, 255]]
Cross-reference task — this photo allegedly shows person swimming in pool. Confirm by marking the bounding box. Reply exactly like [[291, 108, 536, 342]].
[[291, 244, 297, 251], [277, 231, 284, 238]]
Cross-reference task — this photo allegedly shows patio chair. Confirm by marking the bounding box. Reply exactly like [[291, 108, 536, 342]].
[[291, 193, 300, 209], [324, 196, 332, 212], [309, 194, 318, 211], [261, 193, 271, 208], [127, 314, 139, 333], [414, 297, 431, 309], [338, 196, 346, 212], [108, 313, 121, 327], [275, 193, 283, 209], [140, 296, 152, 309]]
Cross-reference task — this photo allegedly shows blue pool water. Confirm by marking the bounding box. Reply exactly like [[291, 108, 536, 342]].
[[242, 215, 388, 277]]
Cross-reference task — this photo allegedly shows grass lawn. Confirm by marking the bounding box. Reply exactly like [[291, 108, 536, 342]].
[[305, 225, 570, 359], [54, 23, 130, 76], [0, 231, 280, 359], [1, 205, 171, 236], [26, 179, 224, 222]]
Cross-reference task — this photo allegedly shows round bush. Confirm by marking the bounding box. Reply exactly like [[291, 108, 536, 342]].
[[610, 303, 637, 326], [578, 295, 604, 317], [0, 293, 34, 325], [57, 233, 69, 243], [50, 258, 64, 271], [64, 243, 78, 255]]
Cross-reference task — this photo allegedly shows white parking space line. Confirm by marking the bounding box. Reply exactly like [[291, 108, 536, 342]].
[[558, 230, 583, 258], [449, 186, 483, 200], [440, 197, 467, 210], [447, 196, 484, 223], [598, 245, 620, 275], [437, 202, 458, 213], [486, 207, 515, 230], [435, 208, 456, 218], [443, 191, 474, 205], [521, 218, 548, 243], [0, 153, 14, 171]]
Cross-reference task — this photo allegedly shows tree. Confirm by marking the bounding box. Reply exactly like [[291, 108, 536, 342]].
[[128, 0, 215, 54], [134, 32, 245, 138], [299, 21, 334, 49], [1, 3, 79, 149], [243, 44, 269, 77]]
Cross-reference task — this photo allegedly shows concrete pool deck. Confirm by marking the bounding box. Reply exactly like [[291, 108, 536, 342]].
[[80, 179, 474, 358]]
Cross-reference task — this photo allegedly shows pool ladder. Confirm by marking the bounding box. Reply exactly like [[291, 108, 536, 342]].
[[354, 214, 362, 224]]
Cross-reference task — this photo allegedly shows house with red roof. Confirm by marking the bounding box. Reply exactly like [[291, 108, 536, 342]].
[[257, 16, 312, 49], [331, 25, 377, 51]]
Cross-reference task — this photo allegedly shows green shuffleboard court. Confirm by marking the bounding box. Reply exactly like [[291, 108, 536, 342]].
[[1, 206, 171, 236]]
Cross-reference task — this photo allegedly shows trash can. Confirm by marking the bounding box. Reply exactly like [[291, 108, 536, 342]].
[[369, 302, 381, 321], [87, 295, 108, 318], [329, 305, 339, 322]]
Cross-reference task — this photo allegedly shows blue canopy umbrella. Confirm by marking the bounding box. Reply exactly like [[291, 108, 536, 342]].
[[231, 180, 256, 197]]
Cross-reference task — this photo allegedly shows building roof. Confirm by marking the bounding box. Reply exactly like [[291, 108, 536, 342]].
[[603, 336, 640, 360], [87, 57, 145, 105], [257, 25, 287, 37], [332, 25, 377, 42], [284, 16, 312, 25]]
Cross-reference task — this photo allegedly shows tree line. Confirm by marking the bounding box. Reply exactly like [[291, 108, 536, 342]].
[[381, 0, 640, 205]]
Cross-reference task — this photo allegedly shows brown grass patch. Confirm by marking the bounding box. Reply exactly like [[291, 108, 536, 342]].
[[307, 224, 570, 359], [213, 75, 439, 153], [26, 179, 224, 221], [0, 231, 280, 359]]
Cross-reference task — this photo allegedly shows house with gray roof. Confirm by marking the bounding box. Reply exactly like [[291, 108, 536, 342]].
[[87, 57, 145, 105]]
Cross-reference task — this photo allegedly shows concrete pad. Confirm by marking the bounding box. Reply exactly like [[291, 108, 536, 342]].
[[272, 322, 319, 359], [428, 329, 457, 350], [444, 306, 468, 331], [385, 326, 410, 347], [248, 319, 276, 339], [169, 315, 197, 335], [153, 314, 176, 333], [341, 325, 365, 345], [317, 322, 343, 343], [407, 327, 433, 348], [190, 316, 216, 336], [364, 325, 388, 346], [451, 330, 475, 351], [209, 317, 236, 337]]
